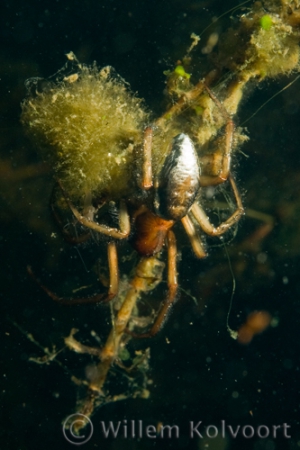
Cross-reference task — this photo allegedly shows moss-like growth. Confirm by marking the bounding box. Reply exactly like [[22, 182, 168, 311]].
[[21, 53, 150, 201], [21, 1, 300, 203], [216, 2, 300, 82]]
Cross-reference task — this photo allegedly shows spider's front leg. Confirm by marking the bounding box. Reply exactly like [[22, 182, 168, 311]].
[[190, 84, 244, 236], [141, 126, 153, 190], [199, 84, 235, 188]]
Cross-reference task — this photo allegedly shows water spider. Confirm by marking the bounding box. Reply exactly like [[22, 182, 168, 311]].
[[27, 78, 244, 338]]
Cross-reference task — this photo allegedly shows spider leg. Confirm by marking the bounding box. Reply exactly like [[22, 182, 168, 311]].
[[141, 126, 153, 189], [190, 175, 244, 236], [50, 182, 91, 245], [127, 229, 178, 338], [199, 84, 235, 187], [181, 215, 207, 258], [56, 179, 130, 240], [27, 241, 119, 305], [187, 85, 244, 235]]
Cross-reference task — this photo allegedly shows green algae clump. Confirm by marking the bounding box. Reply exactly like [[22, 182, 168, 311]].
[[174, 65, 191, 79], [21, 53, 150, 201], [215, 2, 300, 84], [260, 14, 273, 31]]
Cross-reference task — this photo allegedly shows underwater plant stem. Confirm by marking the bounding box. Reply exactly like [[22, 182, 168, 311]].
[[74, 256, 164, 430]]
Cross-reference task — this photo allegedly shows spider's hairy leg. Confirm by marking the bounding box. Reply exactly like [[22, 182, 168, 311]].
[[50, 182, 91, 245], [199, 84, 235, 187], [181, 214, 207, 258], [141, 126, 153, 190], [57, 179, 130, 240], [190, 175, 244, 236]]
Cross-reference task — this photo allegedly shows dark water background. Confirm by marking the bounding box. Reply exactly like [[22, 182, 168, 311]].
[[1, 0, 300, 449]]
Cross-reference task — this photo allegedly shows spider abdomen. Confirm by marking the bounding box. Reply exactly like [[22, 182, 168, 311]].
[[155, 133, 200, 221]]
